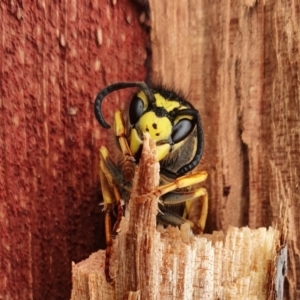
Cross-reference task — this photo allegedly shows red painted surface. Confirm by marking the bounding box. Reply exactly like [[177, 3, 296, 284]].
[[0, 1, 148, 299]]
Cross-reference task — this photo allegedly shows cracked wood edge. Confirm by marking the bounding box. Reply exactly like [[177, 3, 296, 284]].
[[70, 134, 282, 300]]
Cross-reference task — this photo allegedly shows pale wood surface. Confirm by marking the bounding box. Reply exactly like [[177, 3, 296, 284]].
[[71, 228, 281, 299], [149, 0, 297, 298]]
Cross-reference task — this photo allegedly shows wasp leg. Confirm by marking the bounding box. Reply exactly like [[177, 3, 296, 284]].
[[99, 146, 128, 232], [158, 190, 208, 234], [157, 205, 187, 227], [99, 162, 115, 283], [100, 146, 126, 189], [111, 186, 123, 234], [153, 172, 207, 196], [114, 110, 131, 156], [161, 188, 208, 234], [98, 112, 136, 284], [185, 188, 208, 233], [99, 146, 128, 283], [104, 205, 114, 284], [114, 110, 136, 181], [153, 171, 208, 233], [162, 188, 207, 205]]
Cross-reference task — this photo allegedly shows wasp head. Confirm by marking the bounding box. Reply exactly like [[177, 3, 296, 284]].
[[94, 81, 204, 178]]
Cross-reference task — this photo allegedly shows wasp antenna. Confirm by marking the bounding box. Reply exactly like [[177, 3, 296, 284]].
[[94, 86, 113, 129], [94, 81, 154, 128]]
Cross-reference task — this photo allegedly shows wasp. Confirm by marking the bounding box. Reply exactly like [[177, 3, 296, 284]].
[[94, 82, 208, 283]]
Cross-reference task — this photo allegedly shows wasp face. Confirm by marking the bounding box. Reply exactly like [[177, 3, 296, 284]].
[[128, 90, 197, 162], [94, 82, 204, 178]]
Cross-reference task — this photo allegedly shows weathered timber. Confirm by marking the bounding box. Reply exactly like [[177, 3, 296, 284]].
[[149, 0, 296, 297]]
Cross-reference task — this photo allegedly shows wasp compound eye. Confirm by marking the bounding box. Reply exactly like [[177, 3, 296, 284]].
[[172, 119, 195, 143], [129, 95, 144, 125]]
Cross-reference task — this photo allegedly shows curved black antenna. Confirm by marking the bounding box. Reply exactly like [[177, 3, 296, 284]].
[[94, 81, 155, 128], [160, 109, 204, 179]]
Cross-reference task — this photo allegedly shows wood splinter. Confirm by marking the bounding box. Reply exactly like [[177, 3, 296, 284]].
[[71, 134, 285, 300]]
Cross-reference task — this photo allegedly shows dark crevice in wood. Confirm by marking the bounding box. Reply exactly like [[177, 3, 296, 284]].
[[241, 141, 250, 227]]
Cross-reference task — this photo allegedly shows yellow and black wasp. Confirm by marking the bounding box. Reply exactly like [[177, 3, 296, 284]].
[[94, 82, 208, 283]]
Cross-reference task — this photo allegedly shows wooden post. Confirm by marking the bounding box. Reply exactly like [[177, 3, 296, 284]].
[[149, 0, 296, 297]]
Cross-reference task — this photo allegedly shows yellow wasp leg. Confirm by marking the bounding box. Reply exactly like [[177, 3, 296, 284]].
[[153, 171, 208, 233], [99, 149, 114, 207], [184, 188, 208, 233], [112, 186, 123, 234], [99, 160, 115, 284], [104, 207, 114, 284], [114, 110, 132, 157], [114, 110, 135, 181], [153, 171, 207, 197], [98, 112, 135, 283], [99, 145, 126, 233], [99, 146, 124, 188], [99, 147, 126, 283], [162, 186, 208, 232]]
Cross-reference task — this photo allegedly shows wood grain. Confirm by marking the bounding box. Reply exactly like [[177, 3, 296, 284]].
[[149, 0, 296, 298]]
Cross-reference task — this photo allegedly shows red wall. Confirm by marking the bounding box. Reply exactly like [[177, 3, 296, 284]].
[[0, 1, 148, 299]]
